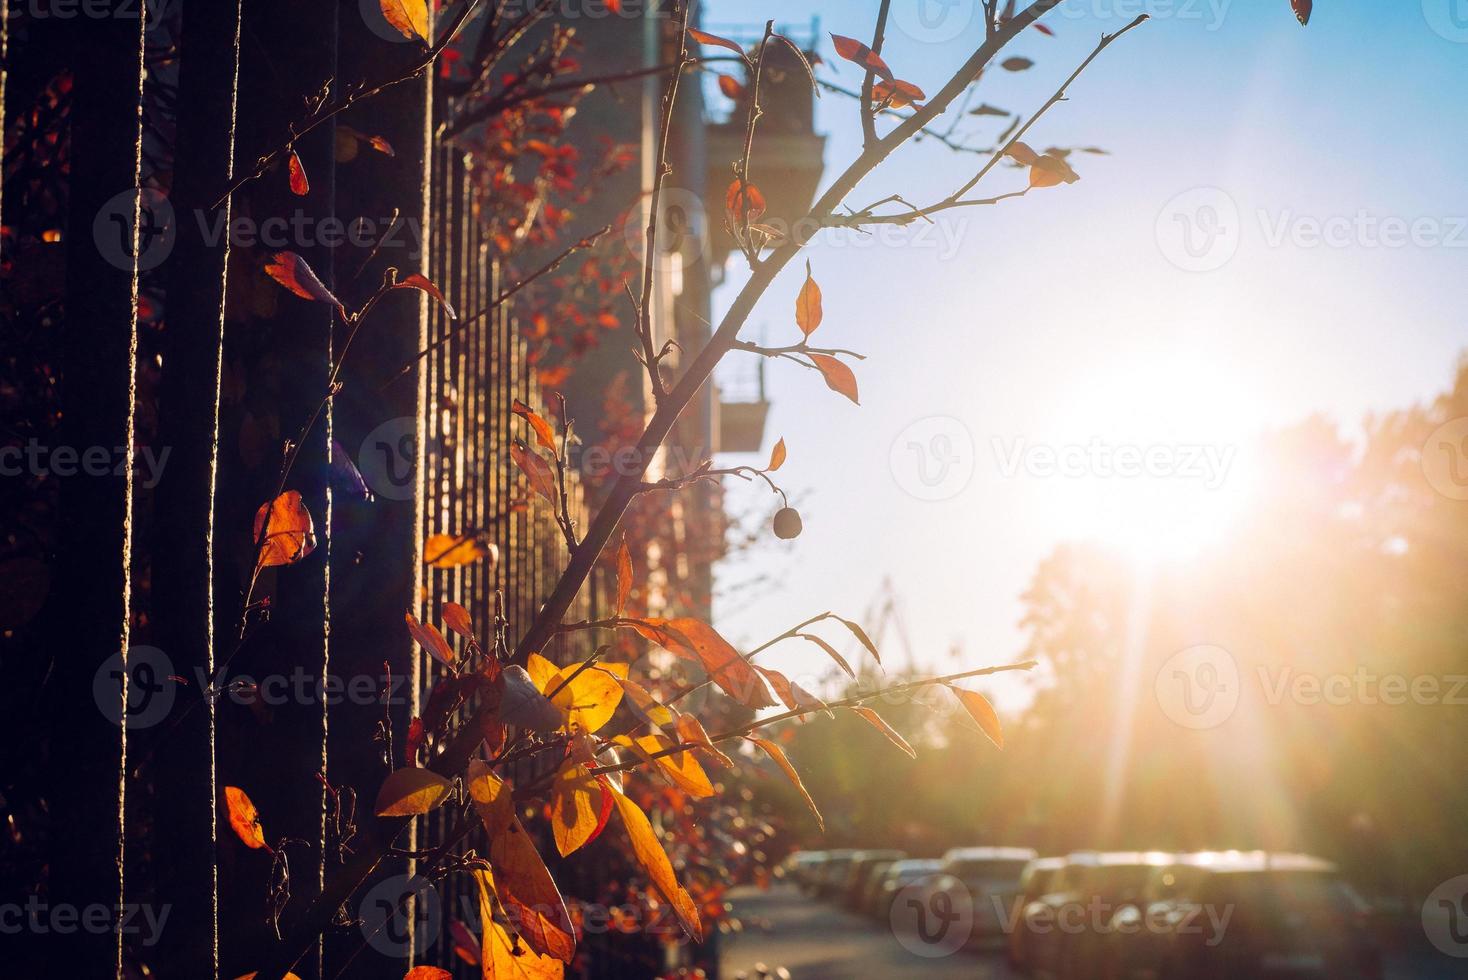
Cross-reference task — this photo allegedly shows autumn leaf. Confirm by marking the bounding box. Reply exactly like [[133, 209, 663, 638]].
[[795, 261, 822, 336], [380, 0, 429, 43], [676, 713, 735, 769], [607, 783, 702, 940], [1001, 56, 1034, 71], [766, 437, 787, 473], [616, 676, 679, 730], [224, 786, 267, 850], [287, 150, 309, 196], [809, 353, 859, 405], [949, 685, 1004, 748], [405, 611, 455, 667], [1027, 152, 1080, 189], [829, 33, 894, 82], [403, 968, 452, 980], [550, 762, 609, 856], [473, 869, 565, 979], [1291, 0, 1311, 25], [725, 178, 767, 227], [531, 655, 629, 734], [392, 273, 455, 318], [717, 75, 745, 100], [837, 616, 882, 665], [467, 761, 576, 962], [253, 491, 317, 568], [264, 251, 343, 314], [756, 665, 828, 714], [423, 534, 496, 570], [799, 633, 855, 678], [511, 439, 559, 505], [687, 27, 746, 59], [970, 103, 1009, 116], [624, 733, 714, 797], [500, 664, 564, 732], [615, 537, 633, 614], [368, 134, 395, 156], [748, 736, 824, 831], [873, 79, 926, 108], [628, 618, 775, 709], [852, 707, 916, 758], [441, 601, 473, 639], [374, 767, 452, 816], [513, 399, 558, 453], [449, 919, 480, 965]]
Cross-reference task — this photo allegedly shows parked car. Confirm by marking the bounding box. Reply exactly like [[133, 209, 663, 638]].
[[812, 849, 856, 898], [1021, 851, 1172, 979], [1094, 852, 1213, 980], [783, 850, 828, 892], [840, 850, 906, 908], [855, 858, 898, 913], [1144, 853, 1381, 980], [927, 846, 1038, 945], [869, 858, 943, 918], [1008, 856, 1068, 973]]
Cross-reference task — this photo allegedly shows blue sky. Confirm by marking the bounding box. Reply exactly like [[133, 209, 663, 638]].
[[701, 0, 1468, 705]]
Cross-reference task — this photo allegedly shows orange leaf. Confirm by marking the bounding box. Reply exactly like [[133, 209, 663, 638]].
[[725, 179, 767, 226], [379, 0, 429, 42], [766, 437, 787, 473], [287, 150, 309, 196], [676, 713, 735, 769], [949, 685, 1004, 748], [511, 439, 559, 504], [607, 783, 702, 940], [404, 968, 452, 980], [473, 870, 565, 980], [467, 762, 576, 962], [837, 617, 882, 665], [252, 491, 317, 568], [375, 767, 453, 816], [687, 27, 746, 59], [748, 736, 824, 831], [852, 707, 916, 758], [1005, 140, 1043, 167], [627, 618, 775, 709], [873, 78, 926, 108], [616, 676, 679, 730], [1029, 153, 1080, 189], [717, 74, 745, 100], [264, 250, 343, 313], [829, 33, 894, 82], [625, 733, 714, 797], [795, 261, 822, 336], [392, 273, 455, 318], [423, 534, 496, 570], [809, 353, 859, 405], [513, 399, 558, 453], [615, 537, 633, 614], [756, 665, 827, 714], [550, 762, 607, 856], [224, 786, 267, 850], [799, 633, 855, 678], [368, 134, 395, 156], [405, 611, 456, 667], [441, 601, 473, 639]]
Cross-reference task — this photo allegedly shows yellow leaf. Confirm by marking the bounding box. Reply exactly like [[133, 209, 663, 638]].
[[224, 786, 267, 850], [424, 534, 497, 569], [474, 869, 564, 979], [607, 783, 702, 940], [530, 658, 628, 734], [379, 0, 429, 42], [675, 713, 735, 769], [632, 733, 714, 798], [949, 685, 1004, 748], [375, 767, 453, 816], [406, 611, 455, 667], [616, 677, 679, 730], [748, 736, 824, 831], [795, 261, 822, 336], [252, 491, 316, 568], [526, 652, 560, 692], [466, 762, 576, 962], [852, 707, 916, 758], [549, 762, 607, 857]]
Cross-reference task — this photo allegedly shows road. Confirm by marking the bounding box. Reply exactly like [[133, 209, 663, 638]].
[[717, 885, 1462, 980]]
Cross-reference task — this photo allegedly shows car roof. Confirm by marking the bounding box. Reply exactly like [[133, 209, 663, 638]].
[[1065, 851, 1176, 867], [890, 859, 942, 871], [1026, 857, 1067, 871], [852, 849, 906, 860], [1185, 851, 1338, 874], [942, 846, 1039, 862]]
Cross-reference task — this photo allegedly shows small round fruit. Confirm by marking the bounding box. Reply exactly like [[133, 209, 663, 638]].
[[772, 507, 803, 540]]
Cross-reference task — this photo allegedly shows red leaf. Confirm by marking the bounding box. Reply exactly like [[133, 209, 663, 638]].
[[368, 134, 395, 156], [809, 353, 859, 405], [392, 273, 455, 318], [510, 439, 559, 505], [264, 251, 343, 313], [287, 150, 309, 196], [627, 618, 776, 709], [873, 78, 926, 108], [725, 179, 767, 226], [830, 33, 894, 82], [1291, 0, 1311, 25], [688, 27, 746, 59], [717, 75, 746, 100]]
